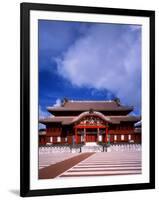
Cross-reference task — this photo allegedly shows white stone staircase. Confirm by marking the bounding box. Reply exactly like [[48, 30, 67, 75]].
[[81, 144, 102, 152]]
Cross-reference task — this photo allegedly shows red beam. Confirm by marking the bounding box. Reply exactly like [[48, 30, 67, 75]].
[[74, 125, 106, 129]]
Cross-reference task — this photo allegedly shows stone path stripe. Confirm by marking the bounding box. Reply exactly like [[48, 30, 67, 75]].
[[61, 170, 141, 175], [60, 172, 141, 177], [68, 167, 141, 172], [77, 162, 141, 166], [74, 164, 141, 168], [59, 152, 141, 178], [39, 153, 94, 179]]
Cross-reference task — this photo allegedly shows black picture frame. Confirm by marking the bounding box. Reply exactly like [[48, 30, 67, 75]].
[[20, 2, 155, 197]]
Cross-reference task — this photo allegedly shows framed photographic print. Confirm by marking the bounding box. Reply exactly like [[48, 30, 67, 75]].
[[20, 2, 155, 197]]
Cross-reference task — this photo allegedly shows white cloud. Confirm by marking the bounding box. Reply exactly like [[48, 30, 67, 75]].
[[39, 105, 50, 118], [53, 98, 61, 107], [38, 100, 61, 129], [55, 24, 141, 113], [39, 105, 50, 129]]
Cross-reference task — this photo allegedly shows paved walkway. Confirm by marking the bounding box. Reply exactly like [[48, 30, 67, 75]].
[[39, 153, 94, 179], [59, 152, 141, 177], [39, 151, 141, 179], [39, 152, 79, 169]]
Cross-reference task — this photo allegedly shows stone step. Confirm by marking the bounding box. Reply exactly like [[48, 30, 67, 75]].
[[85, 142, 98, 146]]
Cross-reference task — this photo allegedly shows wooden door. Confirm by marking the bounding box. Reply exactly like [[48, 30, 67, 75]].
[[86, 134, 97, 142]]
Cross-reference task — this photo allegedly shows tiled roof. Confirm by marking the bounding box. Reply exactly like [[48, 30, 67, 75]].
[[135, 121, 142, 127], [134, 127, 141, 133], [39, 116, 75, 125], [39, 114, 140, 125], [109, 116, 141, 123], [47, 100, 133, 112]]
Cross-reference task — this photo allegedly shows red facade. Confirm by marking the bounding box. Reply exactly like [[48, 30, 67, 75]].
[[39, 100, 141, 145]]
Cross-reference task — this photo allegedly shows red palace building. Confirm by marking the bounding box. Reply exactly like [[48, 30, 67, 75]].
[[39, 99, 141, 145]]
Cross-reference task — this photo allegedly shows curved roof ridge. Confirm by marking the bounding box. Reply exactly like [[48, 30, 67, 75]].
[[69, 100, 114, 102], [72, 111, 111, 123]]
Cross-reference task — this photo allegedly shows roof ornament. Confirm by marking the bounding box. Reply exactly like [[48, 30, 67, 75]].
[[89, 108, 94, 114], [113, 97, 121, 106], [61, 97, 69, 106]]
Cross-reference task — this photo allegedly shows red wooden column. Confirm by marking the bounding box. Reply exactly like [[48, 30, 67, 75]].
[[105, 127, 108, 143], [97, 128, 99, 142], [75, 128, 77, 144], [84, 128, 86, 143]]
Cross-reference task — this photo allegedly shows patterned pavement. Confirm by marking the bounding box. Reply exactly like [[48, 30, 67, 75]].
[[39, 153, 94, 179], [39, 152, 79, 169], [58, 151, 141, 178]]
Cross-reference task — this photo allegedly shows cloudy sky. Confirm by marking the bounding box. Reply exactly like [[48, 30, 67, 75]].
[[38, 20, 141, 119]]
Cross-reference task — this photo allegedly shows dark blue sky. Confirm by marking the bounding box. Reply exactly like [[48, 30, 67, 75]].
[[38, 20, 141, 118]]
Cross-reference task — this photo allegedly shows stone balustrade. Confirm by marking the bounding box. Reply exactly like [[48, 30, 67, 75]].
[[108, 144, 141, 152], [39, 143, 141, 153]]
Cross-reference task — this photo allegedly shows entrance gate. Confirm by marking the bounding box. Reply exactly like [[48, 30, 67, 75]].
[[86, 134, 97, 142], [74, 113, 109, 144]]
